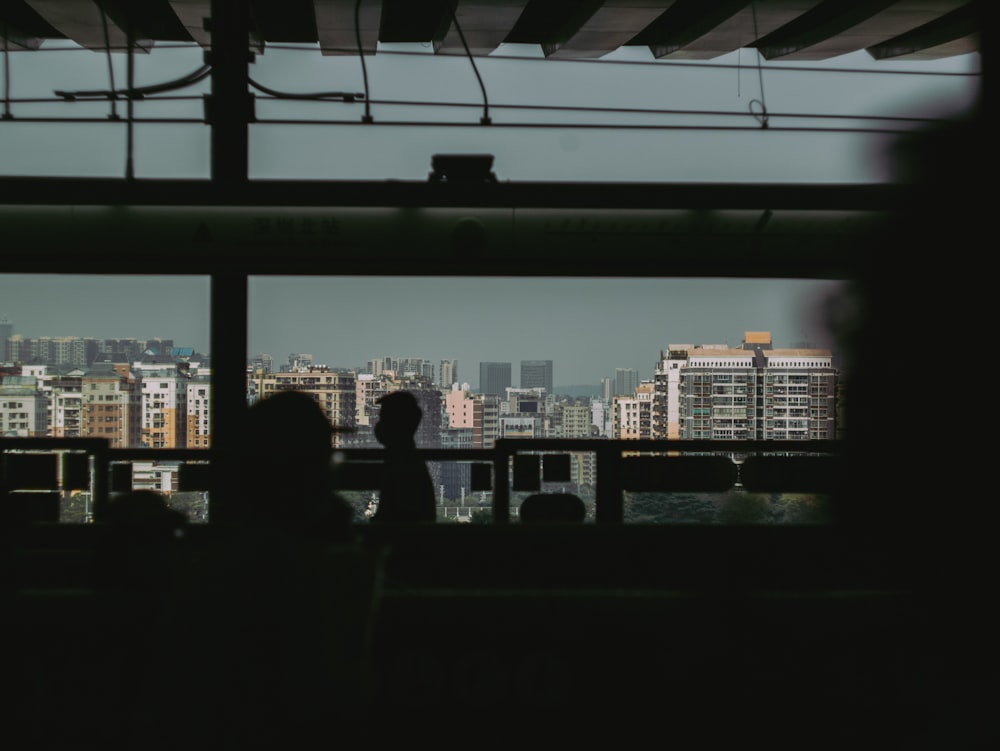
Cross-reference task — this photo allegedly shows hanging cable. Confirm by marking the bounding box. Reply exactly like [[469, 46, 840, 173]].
[[247, 77, 364, 102], [749, 1, 768, 129], [355, 0, 373, 122], [98, 1, 119, 119], [2, 17, 12, 119], [737, 47, 742, 98], [54, 64, 211, 100], [446, 1, 490, 124], [125, 11, 134, 179]]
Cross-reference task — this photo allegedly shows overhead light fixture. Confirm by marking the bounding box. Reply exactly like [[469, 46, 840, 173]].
[[429, 154, 497, 183]]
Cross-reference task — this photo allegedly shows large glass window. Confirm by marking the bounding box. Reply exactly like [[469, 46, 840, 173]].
[[0, 274, 210, 522], [249, 274, 844, 524]]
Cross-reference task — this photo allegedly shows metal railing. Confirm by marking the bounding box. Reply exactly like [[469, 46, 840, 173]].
[[3, 436, 843, 524]]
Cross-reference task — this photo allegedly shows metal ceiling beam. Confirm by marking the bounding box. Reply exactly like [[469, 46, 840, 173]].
[[3, 1, 983, 60], [0, 175, 915, 209], [438, 1, 531, 56], [314, 0, 380, 55], [0, 0, 63, 49], [378, 0, 453, 46], [547, 0, 668, 59], [867, 1, 980, 60], [752, 0, 972, 61], [250, 0, 317, 44], [504, 0, 606, 57], [25, 0, 138, 51], [642, 0, 826, 61], [167, 1, 212, 47]]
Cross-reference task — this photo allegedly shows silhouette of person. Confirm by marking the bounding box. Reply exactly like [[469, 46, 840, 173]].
[[369, 390, 437, 524], [234, 388, 354, 534], [92, 490, 191, 746], [96, 489, 189, 595], [130, 390, 380, 748]]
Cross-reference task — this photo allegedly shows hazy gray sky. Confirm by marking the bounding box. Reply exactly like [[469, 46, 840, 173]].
[[247, 275, 844, 387], [0, 272, 843, 388], [0, 274, 211, 353]]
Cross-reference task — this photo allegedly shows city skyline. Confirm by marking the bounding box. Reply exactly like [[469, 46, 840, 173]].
[[247, 275, 845, 388], [3, 274, 844, 389]]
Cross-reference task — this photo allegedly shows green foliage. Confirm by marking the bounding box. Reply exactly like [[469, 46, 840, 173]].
[[59, 492, 92, 523], [166, 492, 209, 523], [468, 510, 493, 524], [624, 491, 833, 525]]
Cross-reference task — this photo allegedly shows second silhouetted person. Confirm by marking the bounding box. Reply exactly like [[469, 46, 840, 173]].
[[370, 390, 437, 524]]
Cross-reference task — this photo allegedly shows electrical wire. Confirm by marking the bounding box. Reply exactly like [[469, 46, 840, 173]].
[[355, 0, 372, 122], [249, 118, 940, 136], [53, 65, 211, 100], [98, 1, 119, 119], [16, 85, 959, 134], [254, 95, 954, 128], [2, 16, 11, 119], [247, 77, 364, 102], [125, 12, 135, 179], [445, 1, 490, 124], [749, 1, 768, 129]]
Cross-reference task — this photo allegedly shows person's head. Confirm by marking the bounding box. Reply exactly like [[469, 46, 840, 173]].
[[244, 389, 334, 459], [374, 391, 423, 448], [106, 489, 187, 530], [239, 390, 337, 521]]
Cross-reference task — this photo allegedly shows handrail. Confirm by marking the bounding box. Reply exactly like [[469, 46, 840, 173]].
[[3, 437, 844, 524]]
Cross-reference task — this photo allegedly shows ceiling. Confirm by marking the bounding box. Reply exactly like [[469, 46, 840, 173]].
[[2, 1, 982, 62]]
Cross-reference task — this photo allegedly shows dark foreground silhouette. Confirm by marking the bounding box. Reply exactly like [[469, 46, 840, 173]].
[[128, 391, 381, 748], [369, 390, 437, 524]]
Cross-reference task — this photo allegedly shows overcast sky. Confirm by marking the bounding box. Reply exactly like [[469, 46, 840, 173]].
[[247, 275, 845, 386], [1, 272, 841, 388], [0, 40, 981, 388]]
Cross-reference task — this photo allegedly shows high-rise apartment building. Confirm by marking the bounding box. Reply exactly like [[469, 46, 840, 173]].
[[600, 377, 614, 402], [257, 366, 357, 445], [445, 386, 475, 430], [0, 376, 49, 436], [18, 336, 89, 368], [504, 386, 548, 417], [97, 338, 148, 366], [479, 362, 511, 396], [22, 364, 84, 438], [759, 350, 836, 440], [614, 368, 639, 397], [439, 359, 458, 389], [472, 393, 501, 449], [439, 426, 473, 501], [186, 377, 212, 448], [659, 332, 837, 441], [81, 366, 141, 448], [137, 367, 188, 449], [0, 316, 12, 361], [613, 381, 654, 440], [50, 379, 84, 438], [558, 402, 592, 439], [6, 335, 27, 364], [677, 349, 758, 440], [249, 353, 274, 375], [369, 357, 435, 381], [287, 353, 313, 371], [591, 397, 611, 437], [520, 360, 553, 394]]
